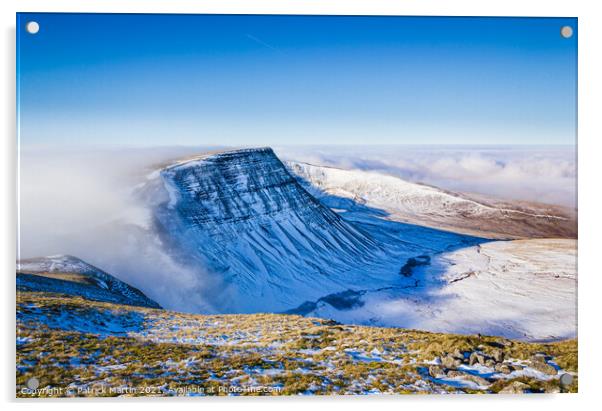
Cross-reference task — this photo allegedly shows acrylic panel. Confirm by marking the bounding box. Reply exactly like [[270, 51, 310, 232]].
[[16, 13, 577, 397]]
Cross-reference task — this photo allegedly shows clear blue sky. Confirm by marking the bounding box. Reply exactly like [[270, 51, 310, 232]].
[[17, 14, 577, 147]]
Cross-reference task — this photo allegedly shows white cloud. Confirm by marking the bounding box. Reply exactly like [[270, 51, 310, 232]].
[[18, 146, 224, 312]]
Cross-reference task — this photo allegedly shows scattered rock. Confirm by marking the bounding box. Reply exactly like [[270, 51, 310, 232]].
[[464, 373, 491, 387], [499, 381, 530, 394], [491, 349, 504, 363], [441, 355, 461, 369], [469, 352, 477, 365], [429, 365, 445, 378], [469, 352, 486, 366], [494, 363, 513, 374], [531, 353, 550, 363], [452, 348, 465, 360], [485, 359, 496, 368], [530, 360, 557, 375], [445, 370, 490, 386]]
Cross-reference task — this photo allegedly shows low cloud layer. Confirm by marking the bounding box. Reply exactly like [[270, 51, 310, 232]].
[[275, 145, 576, 208], [18, 146, 221, 312]]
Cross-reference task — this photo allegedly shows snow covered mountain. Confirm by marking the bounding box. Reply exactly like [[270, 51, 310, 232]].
[[17, 255, 161, 309], [15, 147, 576, 341], [130, 147, 575, 340], [287, 161, 576, 240], [153, 148, 481, 313]]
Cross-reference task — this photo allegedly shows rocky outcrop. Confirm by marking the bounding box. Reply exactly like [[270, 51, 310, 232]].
[[429, 343, 563, 392]]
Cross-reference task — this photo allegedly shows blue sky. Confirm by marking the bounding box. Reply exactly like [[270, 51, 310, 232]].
[[17, 14, 577, 147]]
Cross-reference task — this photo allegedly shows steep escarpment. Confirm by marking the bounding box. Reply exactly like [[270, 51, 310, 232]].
[[155, 148, 406, 312], [160, 148, 374, 241]]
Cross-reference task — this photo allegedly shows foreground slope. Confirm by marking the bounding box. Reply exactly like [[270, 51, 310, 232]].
[[17, 255, 161, 309], [16, 290, 577, 396]]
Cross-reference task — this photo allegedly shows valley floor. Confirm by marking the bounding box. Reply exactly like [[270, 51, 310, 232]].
[[304, 239, 577, 341], [16, 291, 577, 397]]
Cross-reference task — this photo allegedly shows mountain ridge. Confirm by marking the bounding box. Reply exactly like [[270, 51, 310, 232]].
[[153, 147, 462, 312], [287, 160, 576, 239], [17, 254, 161, 309]]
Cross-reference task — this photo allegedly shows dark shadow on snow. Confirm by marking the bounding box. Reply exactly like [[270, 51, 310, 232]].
[[283, 172, 495, 316]]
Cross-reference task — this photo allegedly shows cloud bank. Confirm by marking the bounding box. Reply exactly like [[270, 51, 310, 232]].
[[18, 146, 223, 313]]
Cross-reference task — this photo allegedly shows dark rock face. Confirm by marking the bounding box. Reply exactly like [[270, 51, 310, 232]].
[[160, 149, 375, 243], [156, 148, 393, 312], [165, 148, 323, 227], [400, 255, 430, 277], [285, 289, 365, 315]]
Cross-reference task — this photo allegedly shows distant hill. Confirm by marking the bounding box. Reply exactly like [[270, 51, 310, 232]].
[[288, 161, 577, 240], [17, 255, 161, 309]]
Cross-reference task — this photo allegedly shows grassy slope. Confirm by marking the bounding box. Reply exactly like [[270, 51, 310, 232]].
[[16, 291, 577, 397]]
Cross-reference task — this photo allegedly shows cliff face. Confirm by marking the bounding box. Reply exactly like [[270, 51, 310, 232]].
[[156, 148, 393, 312], [161, 148, 351, 230]]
